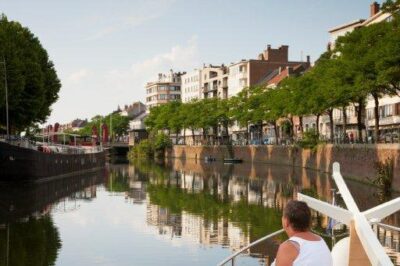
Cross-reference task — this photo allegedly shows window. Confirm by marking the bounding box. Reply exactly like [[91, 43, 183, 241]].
[[378, 104, 393, 118], [395, 103, 400, 116], [158, 94, 167, 100], [367, 109, 374, 119]]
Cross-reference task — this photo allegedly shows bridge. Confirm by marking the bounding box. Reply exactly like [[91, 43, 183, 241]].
[[103, 142, 130, 156]]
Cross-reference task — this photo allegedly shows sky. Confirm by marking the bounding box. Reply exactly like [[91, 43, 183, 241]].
[[0, 0, 383, 124]]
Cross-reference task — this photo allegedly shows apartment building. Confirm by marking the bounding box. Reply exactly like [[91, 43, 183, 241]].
[[145, 70, 184, 109], [228, 45, 310, 97], [181, 69, 202, 103], [328, 2, 398, 141], [201, 64, 229, 99], [229, 45, 310, 143]]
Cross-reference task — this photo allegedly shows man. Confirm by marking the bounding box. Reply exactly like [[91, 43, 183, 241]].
[[272, 200, 332, 266]]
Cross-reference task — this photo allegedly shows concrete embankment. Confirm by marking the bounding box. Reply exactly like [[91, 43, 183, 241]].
[[166, 144, 400, 189]]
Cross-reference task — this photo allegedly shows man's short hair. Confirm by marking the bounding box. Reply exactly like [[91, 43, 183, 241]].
[[283, 200, 311, 232]]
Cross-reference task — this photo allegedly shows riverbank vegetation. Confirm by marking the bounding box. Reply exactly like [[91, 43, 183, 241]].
[[145, 7, 400, 145], [128, 132, 172, 160]]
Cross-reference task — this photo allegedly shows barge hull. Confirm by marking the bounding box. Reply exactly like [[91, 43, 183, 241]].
[[0, 142, 106, 180]]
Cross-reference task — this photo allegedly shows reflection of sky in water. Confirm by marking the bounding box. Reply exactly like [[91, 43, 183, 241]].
[[53, 187, 233, 266]]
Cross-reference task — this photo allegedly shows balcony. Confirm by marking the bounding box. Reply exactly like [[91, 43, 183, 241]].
[[367, 115, 400, 127]]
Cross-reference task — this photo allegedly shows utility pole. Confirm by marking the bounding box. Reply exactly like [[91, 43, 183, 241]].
[[1, 58, 9, 139]]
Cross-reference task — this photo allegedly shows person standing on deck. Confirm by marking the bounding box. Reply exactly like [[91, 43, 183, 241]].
[[272, 200, 332, 266]]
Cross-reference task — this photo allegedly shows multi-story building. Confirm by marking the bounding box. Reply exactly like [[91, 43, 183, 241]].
[[119, 101, 146, 119], [145, 70, 184, 109], [181, 69, 202, 103], [229, 45, 310, 143], [201, 64, 229, 99], [328, 2, 398, 142], [228, 45, 310, 97]]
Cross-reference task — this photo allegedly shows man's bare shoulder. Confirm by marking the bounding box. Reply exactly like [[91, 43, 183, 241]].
[[275, 241, 299, 266]]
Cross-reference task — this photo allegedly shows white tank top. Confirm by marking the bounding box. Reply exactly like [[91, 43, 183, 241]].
[[271, 236, 332, 266]]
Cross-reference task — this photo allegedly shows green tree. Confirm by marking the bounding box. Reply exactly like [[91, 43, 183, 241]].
[[230, 88, 254, 144], [335, 19, 398, 142], [0, 15, 61, 133]]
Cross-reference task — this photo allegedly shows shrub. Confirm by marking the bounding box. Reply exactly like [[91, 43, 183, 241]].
[[128, 139, 154, 159], [372, 157, 394, 194], [297, 129, 319, 149], [154, 132, 172, 152], [127, 132, 172, 160]]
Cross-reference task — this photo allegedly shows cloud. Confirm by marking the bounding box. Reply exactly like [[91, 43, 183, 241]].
[[48, 36, 200, 124], [105, 35, 200, 101], [86, 0, 176, 41], [67, 68, 91, 83]]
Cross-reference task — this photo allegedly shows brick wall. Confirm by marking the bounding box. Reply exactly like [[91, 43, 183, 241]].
[[166, 144, 400, 189]]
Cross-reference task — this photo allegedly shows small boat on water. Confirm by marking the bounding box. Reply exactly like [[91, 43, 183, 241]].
[[204, 156, 216, 162], [0, 133, 106, 181], [223, 158, 243, 164]]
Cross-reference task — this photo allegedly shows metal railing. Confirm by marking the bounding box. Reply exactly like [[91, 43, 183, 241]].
[[4, 138, 103, 154], [217, 229, 284, 266], [374, 222, 400, 232]]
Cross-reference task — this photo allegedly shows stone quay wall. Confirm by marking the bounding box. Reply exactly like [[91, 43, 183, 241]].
[[166, 144, 400, 189]]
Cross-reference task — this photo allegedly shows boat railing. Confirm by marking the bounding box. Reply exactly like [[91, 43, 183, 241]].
[[37, 142, 103, 154], [217, 229, 285, 266], [2, 136, 103, 154]]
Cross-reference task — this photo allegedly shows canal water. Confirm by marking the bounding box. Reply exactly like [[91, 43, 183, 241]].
[[0, 159, 400, 265]]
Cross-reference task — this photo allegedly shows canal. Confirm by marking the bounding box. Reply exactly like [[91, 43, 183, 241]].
[[0, 159, 399, 265]]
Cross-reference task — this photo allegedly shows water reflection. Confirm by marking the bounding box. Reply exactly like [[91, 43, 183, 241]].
[[0, 161, 399, 265], [0, 170, 105, 266], [115, 160, 400, 265]]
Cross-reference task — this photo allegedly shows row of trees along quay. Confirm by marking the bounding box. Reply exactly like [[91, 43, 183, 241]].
[[145, 3, 400, 146]]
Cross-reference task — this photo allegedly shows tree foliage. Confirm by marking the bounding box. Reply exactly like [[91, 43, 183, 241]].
[[78, 113, 129, 138], [0, 15, 61, 133]]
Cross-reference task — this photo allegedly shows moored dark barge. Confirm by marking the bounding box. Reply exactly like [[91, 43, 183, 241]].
[[0, 141, 106, 181]]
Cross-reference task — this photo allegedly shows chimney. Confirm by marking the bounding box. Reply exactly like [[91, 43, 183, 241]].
[[370, 2, 380, 17], [327, 42, 332, 52], [306, 55, 310, 63], [267, 44, 271, 50], [286, 66, 293, 75]]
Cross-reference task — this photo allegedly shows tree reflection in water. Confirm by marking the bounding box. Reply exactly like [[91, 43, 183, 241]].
[[108, 159, 346, 263], [0, 170, 104, 266], [105, 159, 400, 264], [0, 216, 61, 266]]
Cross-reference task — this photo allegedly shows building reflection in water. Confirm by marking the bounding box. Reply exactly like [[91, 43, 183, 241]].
[[108, 159, 400, 265]]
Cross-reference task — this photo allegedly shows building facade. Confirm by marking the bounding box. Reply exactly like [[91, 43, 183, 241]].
[[228, 45, 311, 143], [181, 69, 202, 103], [201, 64, 229, 99], [119, 101, 146, 119], [145, 70, 184, 109], [228, 45, 310, 97]]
